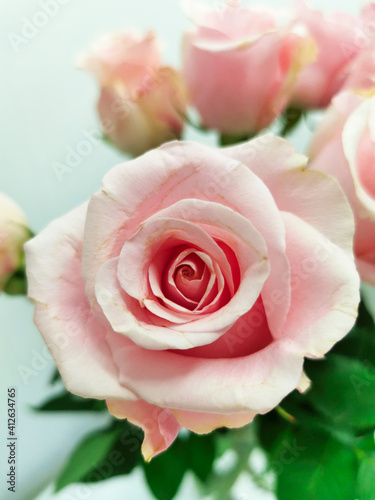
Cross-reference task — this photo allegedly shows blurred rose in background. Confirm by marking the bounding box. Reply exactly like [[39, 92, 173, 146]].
[[291, 1, 375, 108], [309, 90, 375, 284], [182, 0, 316, 136], [78, 31, 188, 156], [0, 192, 29, 291]]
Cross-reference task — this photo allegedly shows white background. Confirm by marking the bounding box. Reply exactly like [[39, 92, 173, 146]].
[[0, 0, 369, 499]]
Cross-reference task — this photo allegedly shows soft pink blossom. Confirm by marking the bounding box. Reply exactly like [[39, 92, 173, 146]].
[[291, 1, 374, 109], [182, 1, 315, 135], [309, 90, 375, 284], [79, 31, 187, 156], [25, 137, 359, 460]]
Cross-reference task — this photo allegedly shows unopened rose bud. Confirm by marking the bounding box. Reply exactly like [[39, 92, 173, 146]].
[[78, 31, 188, 157], [0, 192, 29, 291]]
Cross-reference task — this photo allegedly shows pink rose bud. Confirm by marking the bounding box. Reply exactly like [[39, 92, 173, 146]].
[[78, 31, 188, 157], [291, 1, 375, 109], [182, 0, 316, 135], [0, 192, 29, 290], [309, 90, 375, 283]]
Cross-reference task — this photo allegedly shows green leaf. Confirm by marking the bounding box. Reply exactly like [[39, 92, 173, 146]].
[[219, 133, 254, 146], [304, 354, 375, 431], [50, 368, 62, 385], [55, 426, 121, 492], [143, 438, 187, 500], [280, 393, 355, 446], [3, 267, 27, 295], [357, 298, 375, 329], [80, 421, 143, 483], [35, 392, 106, 412], [186, 433, 215, 482], [358, 453, 375, 499], [279, 106, 305, 137], [332, 301, 375, 362], [276, 428, 358, 500], [256, 410, 291, 457]]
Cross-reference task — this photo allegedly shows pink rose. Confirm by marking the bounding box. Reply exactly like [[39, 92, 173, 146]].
[[79, 31, 188, 156], [343, 46, 375, 93], [291, 1, 373, 109], [25, 137, 359, 460], [0, 192, 29, 290], [309, 91, 375, 284], [182, 1, 315, 135]]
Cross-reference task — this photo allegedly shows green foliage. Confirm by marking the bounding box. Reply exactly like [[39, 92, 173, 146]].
[[219, 134, 254, 146], [3, 267, 28, 295], [279, 106, 306, 137], [3, 229, 34, 296], [143, 438, 187, 500], [35, 391, 107, 412], [55, 425, 121, 491], [256, 299, 375, 500], [276, 429, 358, 500], [304, 354, 375, 431], [357, 453, 375, 500], [185, 433, 216, 482], [55, 420, 143, 492], [143, 432, 217, 500], [80, 421, 143, 483], [50, 368, 62, 385]]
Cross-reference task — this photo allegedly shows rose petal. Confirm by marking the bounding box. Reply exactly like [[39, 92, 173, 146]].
[[82, 142, 287, 331], [172, 409, 255, 434], [107, 399, 180, 461], [180, 296, 273, 359], [25, 204, 136, 401], [281, 211, 359, 357], [96, 258, 221, 350], [342, 97, 375, 218], [223, 134, 355, 257], [117, 217, 235, 304], [107, 332, 304, 414]]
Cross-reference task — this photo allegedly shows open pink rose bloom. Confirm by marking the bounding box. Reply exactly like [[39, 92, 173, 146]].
[[25, 137, 359, 460]]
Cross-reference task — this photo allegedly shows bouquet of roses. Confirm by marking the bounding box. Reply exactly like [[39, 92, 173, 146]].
[[3, 1, 375, 498]]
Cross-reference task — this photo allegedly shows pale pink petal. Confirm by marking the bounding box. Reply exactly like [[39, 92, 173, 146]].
[[344, 47, 375, 93], [107, 332, 305, 414], [25, 205, 135, 401], [78, 31, 161, 87], [281, 211, 359, 357], [308, 92, 364, 159], [183, 31, 306, 133], [172, 409, 255, 434], [342, 97, 375, 217], [107, 399, 180, 461], [292, 0, 362, 108], [223, 134, 355, 256]]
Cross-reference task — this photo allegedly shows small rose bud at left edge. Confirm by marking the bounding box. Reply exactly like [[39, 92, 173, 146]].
[[0, 192, 30, 292]]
